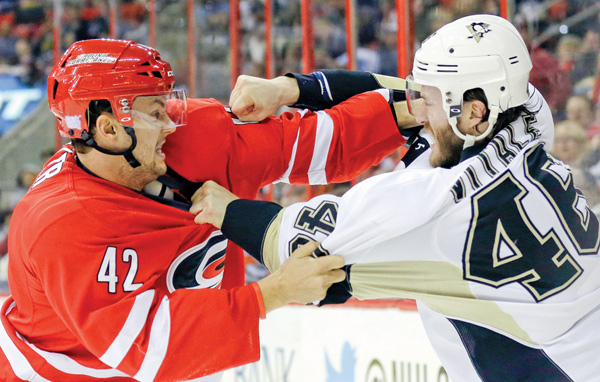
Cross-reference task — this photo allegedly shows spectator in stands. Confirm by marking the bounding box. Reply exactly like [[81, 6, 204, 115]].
[[378, 23, 398, 76], [565, 94, 599, 139], [553, 120, 591, 167], [557, 34, 587, 85], [336, 23, 381, 73], [570, 30, 600, 90], [519, 23, 572, 115], [118, 0, 148, 45], [58, 4, 79, 50], [0, 16, 18, 67], [552, 119, 600, 208], [75, 0, 109, 41]]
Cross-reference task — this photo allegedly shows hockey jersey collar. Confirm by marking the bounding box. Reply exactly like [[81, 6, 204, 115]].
[[75, 155, 192, 212], [459, 142, 486, 163]]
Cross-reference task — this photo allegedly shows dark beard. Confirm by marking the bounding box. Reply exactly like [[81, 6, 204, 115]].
[[431, 139, 464, 169]]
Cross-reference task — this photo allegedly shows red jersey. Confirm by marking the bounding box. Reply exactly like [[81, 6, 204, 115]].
[[1, 91, 403, 381]]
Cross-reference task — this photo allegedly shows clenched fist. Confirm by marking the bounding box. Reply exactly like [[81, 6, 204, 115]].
[[189, 181, 239, 228]]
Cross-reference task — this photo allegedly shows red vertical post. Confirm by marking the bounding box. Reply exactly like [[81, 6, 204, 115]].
[[396, 0, 414, 77], [53, 0, 63, 151], [230, 0, 241, 89], [345, 0, 356, 70], [301, 0, 315, 74], [108, 0, 117, 38], [302, 0, 315, 196], [265, 0, 274, 200], [187, 0, 196, 98], [148, 0, 156, 48], [500, 0, 513, 20], [346, 0, 358, 187], [408, 0, 414, 68]]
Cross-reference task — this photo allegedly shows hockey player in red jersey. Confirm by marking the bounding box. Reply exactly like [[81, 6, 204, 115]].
[[0, 39, 414, 381]]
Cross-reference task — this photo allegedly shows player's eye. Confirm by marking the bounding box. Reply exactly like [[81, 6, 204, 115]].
[[149, 110, 167, 123]]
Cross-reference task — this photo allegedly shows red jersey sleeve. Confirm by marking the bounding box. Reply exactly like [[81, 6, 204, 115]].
[[163, 92, 405, 197]]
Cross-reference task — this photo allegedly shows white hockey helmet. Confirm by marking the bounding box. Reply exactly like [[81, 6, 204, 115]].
[[407, 14, 532, 147]]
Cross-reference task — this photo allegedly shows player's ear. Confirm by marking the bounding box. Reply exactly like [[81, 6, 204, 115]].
[[465, 100, 488, 137], [94, 113, 123, 147]]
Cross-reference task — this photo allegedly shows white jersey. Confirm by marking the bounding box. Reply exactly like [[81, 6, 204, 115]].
[[267, 86, 600, 381]]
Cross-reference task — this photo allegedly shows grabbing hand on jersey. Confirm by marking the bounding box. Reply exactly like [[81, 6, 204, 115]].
[[256, 241, 346, 313], [229, 75, 300, 121], [190, 180, 238, 228]]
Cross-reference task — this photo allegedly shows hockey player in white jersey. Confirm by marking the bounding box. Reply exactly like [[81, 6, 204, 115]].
[[191, 14, 600, 382]]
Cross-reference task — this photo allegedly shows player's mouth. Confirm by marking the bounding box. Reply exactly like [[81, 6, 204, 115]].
[[156, 142, 166, 159]]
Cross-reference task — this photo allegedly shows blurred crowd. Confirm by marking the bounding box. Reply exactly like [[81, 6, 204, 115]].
[[0, 0, 150, 85], [1, 0, 600, 284]]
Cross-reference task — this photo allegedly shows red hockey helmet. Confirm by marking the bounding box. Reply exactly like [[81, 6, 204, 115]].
[[48, 39, 186, 139]]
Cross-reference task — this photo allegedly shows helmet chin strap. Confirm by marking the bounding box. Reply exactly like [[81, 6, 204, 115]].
[[449, 106, 499, 149], [80, 125, 141, 168]]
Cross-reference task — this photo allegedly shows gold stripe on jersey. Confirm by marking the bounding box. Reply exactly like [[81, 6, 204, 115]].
[[349, 261, 535, 345], [262, 210, 286, 273]]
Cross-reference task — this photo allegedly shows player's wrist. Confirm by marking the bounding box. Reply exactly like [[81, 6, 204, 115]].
[[272, 76, 300, 106], [257, 272, 289, 314]]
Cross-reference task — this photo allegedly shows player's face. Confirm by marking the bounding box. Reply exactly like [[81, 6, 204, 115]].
[[129, 95, 176, 181], [413, 85, 464, 168]]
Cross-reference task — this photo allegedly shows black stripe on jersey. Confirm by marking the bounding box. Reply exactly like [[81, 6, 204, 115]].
[[465, 166, 482, 189], [477, 152, 499, 177], [451, 177, 466, 203], [449, 319, 573, 382]]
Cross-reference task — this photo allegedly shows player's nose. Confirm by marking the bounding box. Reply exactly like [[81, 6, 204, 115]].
[[415, 113, 428, 125], [162, 124, 177, 136]]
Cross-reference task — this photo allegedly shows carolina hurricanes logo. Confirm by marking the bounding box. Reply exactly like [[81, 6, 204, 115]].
[[166, 230, 227, 292], [466, 22, 491, 43]]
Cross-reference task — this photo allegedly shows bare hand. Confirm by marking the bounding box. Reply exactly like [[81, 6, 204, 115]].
[[257, 241, 346, 314], [229, 75, 299, 122], [189, 181, 239, 228]]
